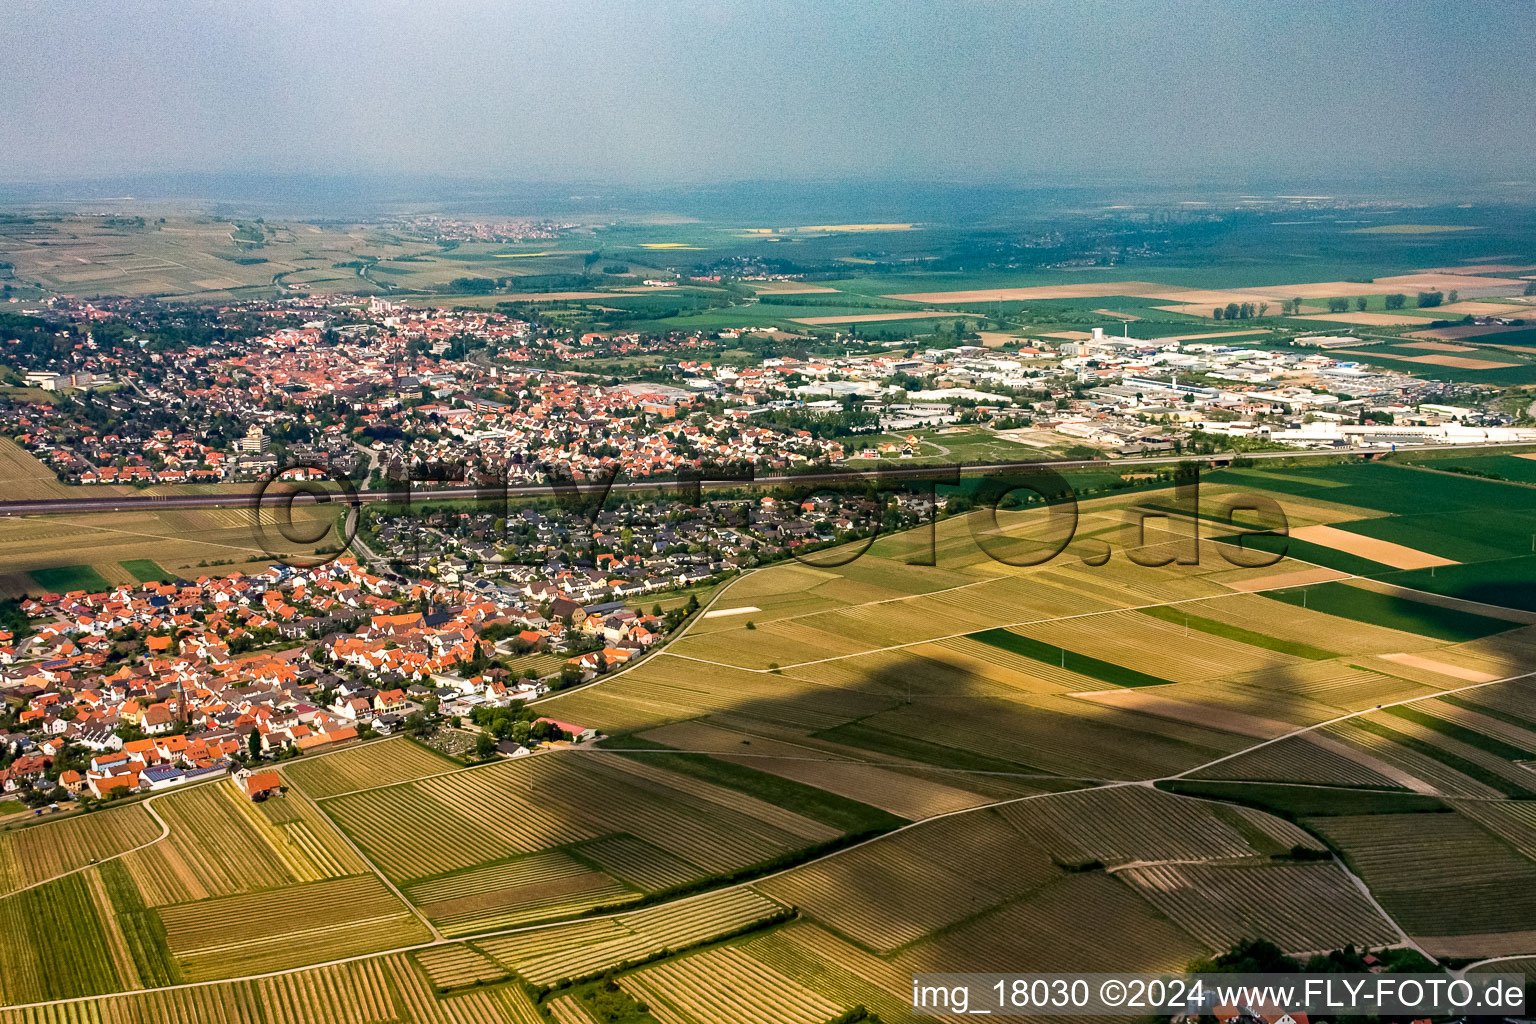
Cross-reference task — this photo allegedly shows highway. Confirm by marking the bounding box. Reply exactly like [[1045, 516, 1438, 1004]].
[[1, 441, 1531, 517]]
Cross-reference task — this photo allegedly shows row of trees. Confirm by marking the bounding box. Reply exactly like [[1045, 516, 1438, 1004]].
[[1212, 288, 1470, 319], [1211, 301, 1270, 320]]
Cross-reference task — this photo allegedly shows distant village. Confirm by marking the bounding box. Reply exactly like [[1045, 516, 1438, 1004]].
[[3, 296, 1527, 503]]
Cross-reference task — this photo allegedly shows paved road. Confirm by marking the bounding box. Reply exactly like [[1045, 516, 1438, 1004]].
[[1, 441, 1529, 517]]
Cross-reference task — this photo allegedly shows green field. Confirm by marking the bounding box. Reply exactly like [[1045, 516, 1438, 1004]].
[[1405, 453, 1536, 484], [119, 558, 172, 583], [1262, 582, 1516, 642], [27, 563, 114, 593], [1213, 462, 1536, 613]]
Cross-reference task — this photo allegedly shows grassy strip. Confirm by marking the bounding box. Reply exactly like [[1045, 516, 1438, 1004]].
[[98, 859, 181, 986], [1136, 605, 1338, 660], [1381, 706, 1536, 761], [599, 736, 906, 832], [810, 720, 1060, 777], [969, 627, 1176, 688], [1156, 780, 1445, 819], [1260, 581, 1516, 643], [1352, 718, 1534, 798]]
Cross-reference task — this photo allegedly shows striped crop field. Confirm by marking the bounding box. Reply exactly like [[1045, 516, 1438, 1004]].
[[324, 753, 840, 886], [284, 738, 459, 798], [476, 887, 787, 986], [378, 953, 532, 1024], [1307, 812, 1536, 952], [157, 874, 432, 981], [319, 761, 599, 881], [0, 954, 537, 1024], [572, 834, 704, 892], [757, 810, 1059, 953], [412, 944, 510, 991], [993, 784, 1308, 868], [405, 850, 634, 936], [620, 946, 842, 1024], [120, 780, 362, 906], [1120, 861, 1399, 952], [0, 439, 74, 499], [1189, 734, 1410, 788], [0, 872, 123, 1004], [0, 802, 162, 894], [548, 995, 601, 1024], [895, 871, 1206, 974], [94, 860, 179, 988], [740, 920, 915, 1023], [1452, 799, 1536, 859]]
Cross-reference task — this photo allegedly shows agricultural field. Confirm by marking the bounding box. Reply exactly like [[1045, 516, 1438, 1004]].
[[7, 464, 1536, 1012], [0, 504, 341, 597], [477, 887, 788, 985], [0, 801, 162, 894], [282, 737, 460, 799], [25, 563, 113, 593], [1119, 860, 1398, 951], [158, 874, 432, 981], [0, 954, 528, 1024], [0, 438, 75, 499], [412, 945, 510, 991], [119, 778, 365, 906], [405, 849, 633, 936], [118, 558, 172, 583], [318, 750, 873, 902], [0, 872, 123, 1004], [620, 946, 842, 1024], [756, 809, 1062, 953], [1307, 812, 1536, 956]]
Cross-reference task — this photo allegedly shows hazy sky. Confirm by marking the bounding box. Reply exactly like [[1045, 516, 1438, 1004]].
[[2, 0, 1531, 185]]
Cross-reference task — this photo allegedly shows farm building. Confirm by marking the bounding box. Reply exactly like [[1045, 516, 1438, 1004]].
[[235, 769, 283, 801]]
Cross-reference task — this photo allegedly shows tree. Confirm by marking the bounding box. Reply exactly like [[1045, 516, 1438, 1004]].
[[1258, 302, 1270, 317], [473, 732, 497, 759], [1327, 297, 1350, 313], [1354, 296, 1368, 311], [246, 728, 262, 760], [1224, 302, 1240, 320], [1416, 290, 1443, 308], [1447, 289, 1458, 303], [1212, 307, 1223, 320], [1239, 302, 1254, 319], [1385, 292, 1406, 309]]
